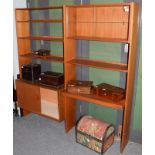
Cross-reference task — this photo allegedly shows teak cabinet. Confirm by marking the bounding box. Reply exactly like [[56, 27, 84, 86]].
[[15, 2, 139, 153]]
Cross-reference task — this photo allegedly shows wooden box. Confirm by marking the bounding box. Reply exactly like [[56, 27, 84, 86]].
[[76, 115, 115, 154], [33, 49, 50, 56], [67, 80, 93, 94], [95, 83, 125, 101], [39, 71, 64, 87], [21, 63, 41, 81]]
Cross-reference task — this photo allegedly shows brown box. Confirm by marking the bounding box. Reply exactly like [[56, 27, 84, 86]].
[[76, 115, 115, 154], [39, 71, 64, 87], [67, 80, 93, 94], [96, 83, 125, 101], [33, 49, 50, 56]]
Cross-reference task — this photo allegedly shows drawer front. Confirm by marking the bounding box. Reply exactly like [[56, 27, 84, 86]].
[[16, 80, 41, 113], [96, 6, 129, 23], [40, 88, 59, 119]]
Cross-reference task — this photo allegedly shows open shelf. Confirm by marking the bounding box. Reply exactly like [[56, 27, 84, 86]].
[[67, 58, 128, 72], [67, 36, 129, 43], [30, 19, 63, 23], [63, 91, 125, 110], [16, 6, 63, 10], [18, 36, 64, 42], [16, 19, 63, 23], [20, 53, 64, 63]]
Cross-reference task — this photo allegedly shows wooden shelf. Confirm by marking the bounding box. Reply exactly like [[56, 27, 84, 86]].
[[63, 91, 125, 110], [16, 19, 63, 23], [18, 36, 64, 42], [67, 36, 129, 43], [16, 6, 63, 10], [67, 58, 128, 72], [30, 19, 63, 23], [20, 53, 64, 63]]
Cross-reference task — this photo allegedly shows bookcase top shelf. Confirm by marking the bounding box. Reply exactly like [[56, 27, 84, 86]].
[[67, 58, 128, 73], [16, 6, 63, 10], [20, 53, 64, 63]]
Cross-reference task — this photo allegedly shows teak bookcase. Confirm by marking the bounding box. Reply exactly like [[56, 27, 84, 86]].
[[63, 3, 139, 153], [15, 2, 139, 153], [15, 6, 65, 121]]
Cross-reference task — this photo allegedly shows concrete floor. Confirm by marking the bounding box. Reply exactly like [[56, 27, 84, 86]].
[[13, 114, 142, 155]]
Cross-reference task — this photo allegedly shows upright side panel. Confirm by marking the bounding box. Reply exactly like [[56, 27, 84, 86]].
[[121, 3, 139, 152], [64, 6, 76, 87], [64, 6, 77, 132], [64, 96, 76, 132], [15, 9, 32, 78]]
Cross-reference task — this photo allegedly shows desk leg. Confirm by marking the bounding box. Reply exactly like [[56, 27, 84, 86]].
[[65, 97, 76, 132]]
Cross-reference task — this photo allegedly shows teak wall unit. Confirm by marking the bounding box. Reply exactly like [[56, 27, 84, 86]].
[[15, 2, 139, 153], [63, 3, 139, 153], [15, 6, 65, 121]]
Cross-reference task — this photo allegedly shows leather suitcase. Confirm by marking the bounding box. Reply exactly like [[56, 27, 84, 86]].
[[39, 71, 64, 86], [67, 80, 93, 94], [95, 83, 125, 101], [76, 115, 115, 154]]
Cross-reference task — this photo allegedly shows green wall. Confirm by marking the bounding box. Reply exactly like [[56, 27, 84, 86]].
[[48, 0, 74, 73]]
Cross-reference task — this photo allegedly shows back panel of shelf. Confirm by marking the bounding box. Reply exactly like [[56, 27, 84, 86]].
[[65, 4, 130, 41]]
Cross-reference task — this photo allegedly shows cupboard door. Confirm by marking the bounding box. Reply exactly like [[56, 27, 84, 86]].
[[16, 80, 41, 113], [40, 88, 59, 120]]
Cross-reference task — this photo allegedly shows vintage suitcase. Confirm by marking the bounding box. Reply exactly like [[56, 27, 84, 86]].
[[32, 49, 50, 56], [67, 80, 93, 94], [95, 83, 125, 101], [21, 63, 41, 81], [38, 71, 64, 86], [76, 115, 115, 154]]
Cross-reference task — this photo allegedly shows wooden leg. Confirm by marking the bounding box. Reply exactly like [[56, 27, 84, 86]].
[[22, 109, 31, 116], [65, 97, 76, 132]]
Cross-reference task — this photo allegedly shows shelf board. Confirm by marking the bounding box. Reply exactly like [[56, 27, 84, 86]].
[[30, 19, 63, 23], [16, 20, 63, 23], [18, 36, 64, 42], [63, 91, 125, 110], [67, 58, 128, 72], [16, 6, 63, 10], [20, 53, 64, 63], [17, 79, 64, 91], [67, 36, 129, 43]]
